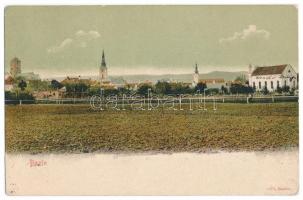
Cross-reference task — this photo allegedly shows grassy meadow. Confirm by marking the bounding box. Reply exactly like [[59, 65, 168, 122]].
[[5, 103, 298, 153]]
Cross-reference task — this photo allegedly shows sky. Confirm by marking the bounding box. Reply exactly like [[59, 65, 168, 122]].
[[5, 5, 298, 78]]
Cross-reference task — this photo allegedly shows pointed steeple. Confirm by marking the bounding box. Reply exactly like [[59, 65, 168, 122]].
[[194, 63, 199, 74], [101, 50, 106, 68]]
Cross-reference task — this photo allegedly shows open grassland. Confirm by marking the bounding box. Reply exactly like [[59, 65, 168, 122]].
[[5, 103, 298, 153]]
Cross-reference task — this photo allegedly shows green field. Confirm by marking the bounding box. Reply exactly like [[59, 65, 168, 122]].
[[5, 103, 298, 153]]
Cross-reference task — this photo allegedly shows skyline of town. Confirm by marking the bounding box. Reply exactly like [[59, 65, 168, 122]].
[[4, 52, 297, 80], [6, 54, 297, 81]]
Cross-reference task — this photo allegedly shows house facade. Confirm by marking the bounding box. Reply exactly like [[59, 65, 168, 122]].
[[248, 64, 298, 92]]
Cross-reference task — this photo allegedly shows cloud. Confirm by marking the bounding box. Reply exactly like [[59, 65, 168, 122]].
[[47, 30, 100, 53], [75, 30, 100, 39], [219, 25, 270, 44], [47, 38, 73, 53]]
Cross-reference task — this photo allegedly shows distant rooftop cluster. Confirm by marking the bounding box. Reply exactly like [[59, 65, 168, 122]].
[[5, 57, 41, 91]]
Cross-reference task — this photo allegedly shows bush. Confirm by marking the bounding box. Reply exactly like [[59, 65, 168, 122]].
[[276, 86, 283, 94], [261, 86, 269, 95], [5, 91, 35, 104], [230, 83, 254, 94], [207, 88, 220, 95], [195, 82, 207, 92], [137, 84, 153, 96], [282, 85, 290, 93]]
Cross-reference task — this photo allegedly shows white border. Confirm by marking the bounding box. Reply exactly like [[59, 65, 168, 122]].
[[0, 0, 301, 200]]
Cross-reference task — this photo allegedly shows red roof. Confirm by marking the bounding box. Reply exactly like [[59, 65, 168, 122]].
[[251, 65, 287, 76], [200, 78, 225, 84], [5, 76, 14, 84]]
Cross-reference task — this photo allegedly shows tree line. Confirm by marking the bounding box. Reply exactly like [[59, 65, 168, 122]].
[[5, 76, 296, 101]]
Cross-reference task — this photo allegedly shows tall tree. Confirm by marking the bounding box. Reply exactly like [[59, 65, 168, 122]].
[[195, 82, 207, 92], [155, 81, 171, 94], [18, 80, 27, 91], [51, 80, 63, 89], [137, 84, 153, 96]]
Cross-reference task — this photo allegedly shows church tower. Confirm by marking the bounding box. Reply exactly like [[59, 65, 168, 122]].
[[192, 63, 199, 87], [99, 50, 108, 83], [10, 57, 21, 78]]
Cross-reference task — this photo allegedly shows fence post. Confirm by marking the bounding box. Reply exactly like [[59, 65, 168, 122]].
[[19, 100, 22, 105], [246, 97, 249, 104], [213, 96, 217, 111]]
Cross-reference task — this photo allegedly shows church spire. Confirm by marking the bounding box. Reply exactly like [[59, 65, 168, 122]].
[[101, 50, 106, 68], [194, 63, 199, 74]]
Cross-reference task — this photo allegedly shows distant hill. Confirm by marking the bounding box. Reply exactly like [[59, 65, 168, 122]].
[[200, 71, 248, 81], [47, 71, 248, 83], [113, 71, 248, 83]]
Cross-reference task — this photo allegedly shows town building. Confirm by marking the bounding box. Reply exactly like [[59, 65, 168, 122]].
[[61, 75, 99, 87], [192, 63, 199, 87], [5, 75, 14, 91], [9, 57, 40, 80], [191, 63, 225, 90], [99, 50, 108, 83], [200, 78, 225, 90], [248, 64, 298, 92], [5, 57, 41, 91]]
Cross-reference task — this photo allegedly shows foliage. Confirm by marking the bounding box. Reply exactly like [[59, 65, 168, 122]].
[[18, 80, 27, 91], [137, 84, 153, 96], [64, 82, 90, 97], [230, 83, 254, 94], [50, 80, 63, 90], [207, 88, 220, 94], [28, 80, 50, 91], [261, 86, 269, 95], [234, 74, 247, 84], [5, 91, 35, 101], [221, 85, 228, 94], [155, 81, 171, 94], [117, 87, 132, 95], [195, 82, 207, 92], [103, 88, 119, 96], [276, 86, 283, 94], [88, 86, 101, 96], [170, 82, 193, 94], [282, 85, 290, 93]]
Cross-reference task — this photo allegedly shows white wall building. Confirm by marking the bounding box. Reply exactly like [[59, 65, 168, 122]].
[[248, 64, 298, 92]]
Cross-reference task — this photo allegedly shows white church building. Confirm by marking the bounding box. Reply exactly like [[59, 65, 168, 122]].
[[248, 64, 298, 92]]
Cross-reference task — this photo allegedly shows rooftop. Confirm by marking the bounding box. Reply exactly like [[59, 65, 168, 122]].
[[251, 65, 288, 76]]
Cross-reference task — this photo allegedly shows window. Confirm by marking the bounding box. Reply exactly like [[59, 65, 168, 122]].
[[253, 82, 255, 88], [265, 81, 267, 88], [271, 81, 273, 89], [284, 80, 287, 86], [259, 82, 261, 89], [277, 81, 280, 88]]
